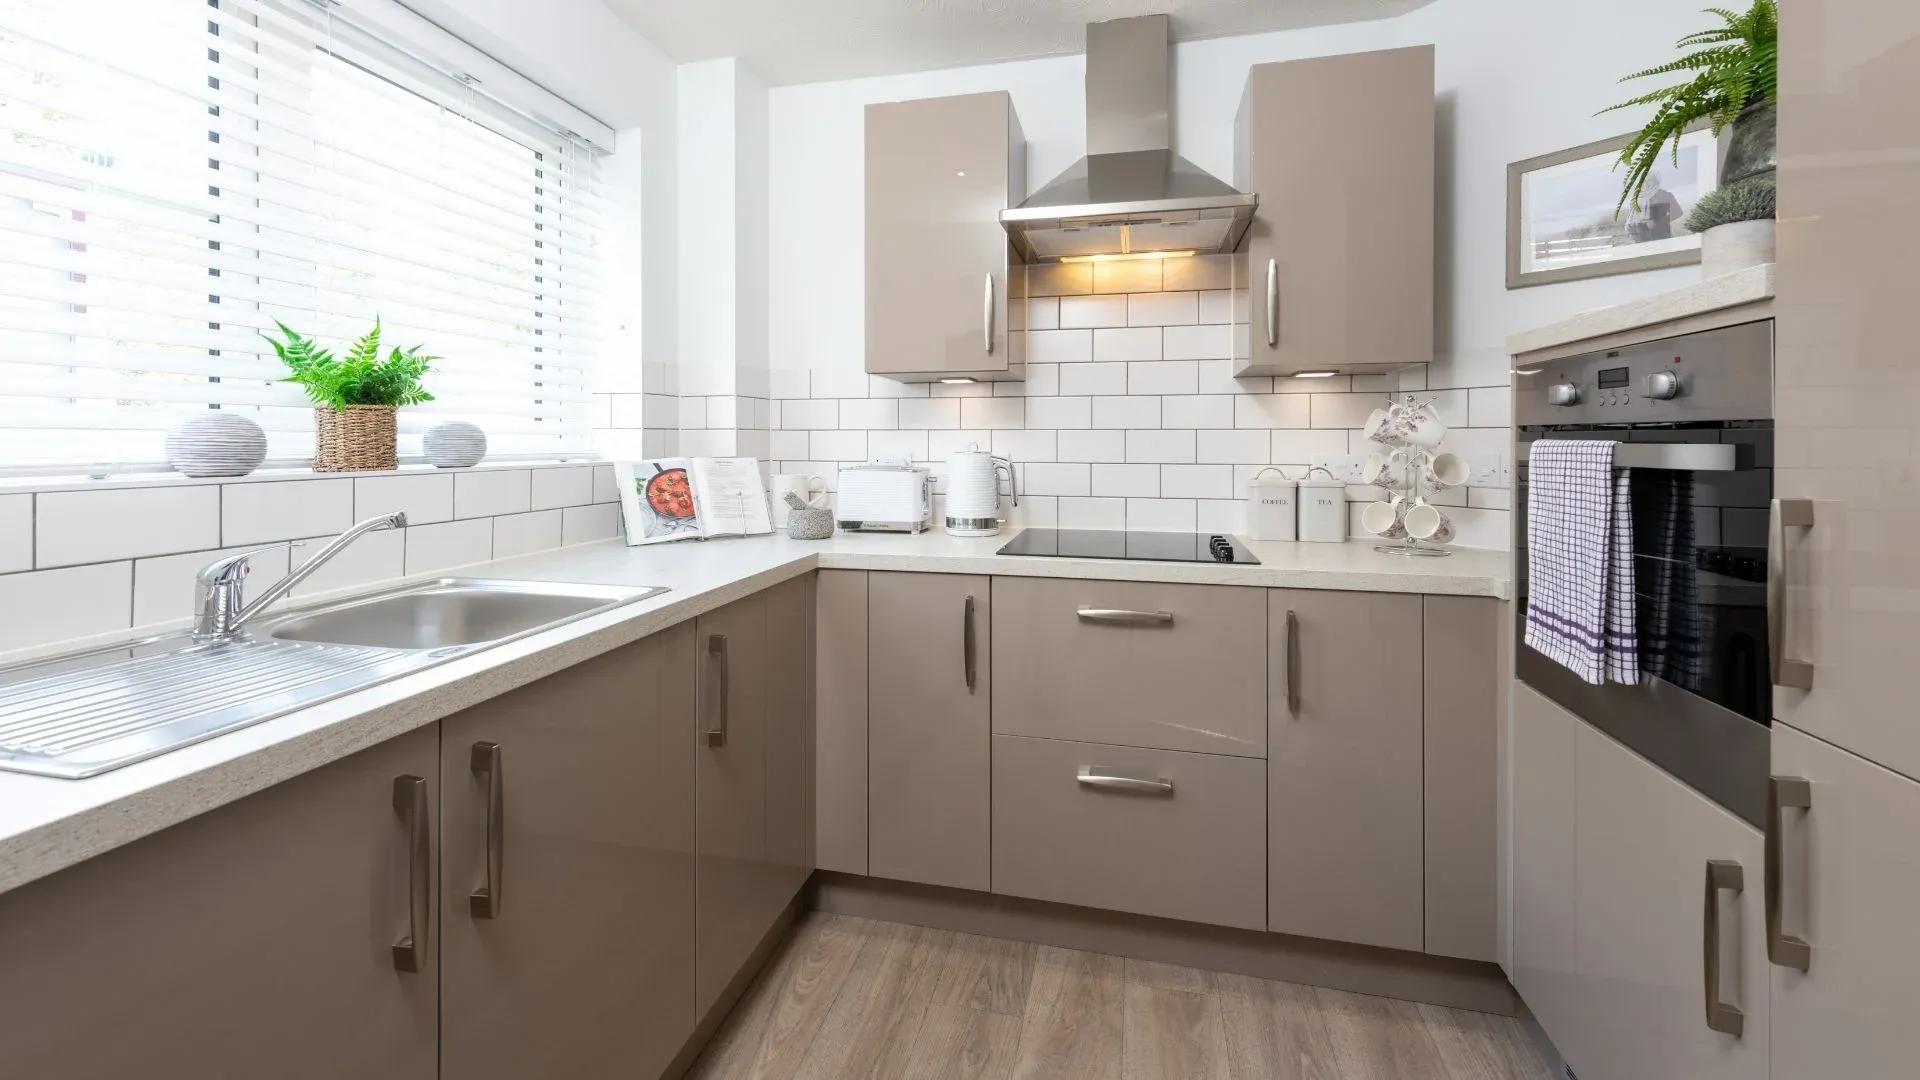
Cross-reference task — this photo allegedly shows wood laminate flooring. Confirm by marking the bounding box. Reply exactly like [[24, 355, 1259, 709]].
[[683, 913, 1556, 1080]]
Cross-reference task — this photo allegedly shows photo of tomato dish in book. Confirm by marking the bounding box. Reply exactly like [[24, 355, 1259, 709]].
[[615, 457, 774, 545]]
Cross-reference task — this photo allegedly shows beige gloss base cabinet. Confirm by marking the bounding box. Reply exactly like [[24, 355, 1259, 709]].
[[1770, 723, 1920, 1080], [440, 626, 699, 1080], [1267, 588, 1425, 951], [1511, 682, 1767, 1080], [0, 728, 440, 1080]]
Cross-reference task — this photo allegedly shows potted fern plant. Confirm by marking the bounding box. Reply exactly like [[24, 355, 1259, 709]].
[[1603, 0, 1777, 275], [265, 318, 437, 472]]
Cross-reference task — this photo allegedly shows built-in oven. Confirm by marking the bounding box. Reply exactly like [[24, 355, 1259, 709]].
[[1515, 319, 1774, 826]]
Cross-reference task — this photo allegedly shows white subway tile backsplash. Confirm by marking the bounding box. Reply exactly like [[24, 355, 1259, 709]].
[[1092, 463, 1159, 498], [1127, 361, 1200, 396], [1059, 294, 1130, 329], [1128, 291, 1199, 326], [991, 428, 1056, 463], [810, 367, 871, 399], [1093, 395, 1159, 430], [354, 474, 454, 527], [492, 509, 565, 560], [780, 399, 839, 430], [289, 529, 404, 597], [1093, 327, 1162, 364], [1271, 429, 1355, 464], [1196, 498, 1247, 534], [1197, 429, 1273, 465], [0, 495, 31, 573], [1020, 462, 1091, 497], [1162, 395, 1234, 429], [530, 466, 595, 511], [561, 503, 622, 546], [867, 430, 929, 463], [811, 430, 869, 461], [899, 398, 961, 430], [1200, 359, 1270, 395], [1092, 259, 1161, 295], [1025, 396, 1092, 429], [998, 363, 1058, 398], [868, 375, 930, 398], [592, 465, 618, 504], [608, 394, 645, 429], [770, 368, 811, 400], [1427, 389, 1471, 429], [1026, 297, 1061, 331], [36, 485, 220, 568], [926, 430, 993, 461], [1058, 429, 1126, 463], [1061, 362, 1129, 397], [453, 470, 532, 520], [1161, 324, 1232, 361], [0, 561, 131, 653], [1008, 495, 1058, 528], [770, 429, 810, 459], [679, 396, 709, 430], [1469, 487, 1512, 511], [1197, 290, 1233, 325], [960, 397, 1024, 430], [226, 479, 354, 545], [1127, 498, 1197, 531], [1160, 464, 1234, 500], [1127, 429, 1196, 464], [133, 544, 291, 629], [1059, 496, 1127, 530], [643, 394, 680, 427], [405, 519, 494, 575], [1469, 386, 1513, 428], [840, 398, 900, 430], [1234, 394, 1312, 429], [1027, 329, 1093, 365]]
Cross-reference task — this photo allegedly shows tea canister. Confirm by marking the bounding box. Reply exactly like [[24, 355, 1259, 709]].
[[1296, 468, 1348, 544], [1245, 467, 1297, 541]]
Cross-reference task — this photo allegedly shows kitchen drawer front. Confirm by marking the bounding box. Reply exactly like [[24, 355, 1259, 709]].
[[990, 734, 1267, 930], [991, 577, 1267, 757]]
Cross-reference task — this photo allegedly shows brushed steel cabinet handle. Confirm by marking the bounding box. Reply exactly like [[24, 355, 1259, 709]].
[[470, 741, 503, 919], [391, 774, 430, 973], [1768, 498, 1817, 691], [1265, 258, 1279, 348], [963, 594, 977, 692], [1703, 859, 1746, 1037], [1284, 608, 1301, 716], [706, 633, 729, 747], [983, 273, 995, 355], [1766, 775, 1813, 971], [1077, 766, 1174, 795], [1075, 608, 1174, 626]]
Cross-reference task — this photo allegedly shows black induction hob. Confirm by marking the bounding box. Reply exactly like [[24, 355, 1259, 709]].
[[995, 529, 1259, 564]]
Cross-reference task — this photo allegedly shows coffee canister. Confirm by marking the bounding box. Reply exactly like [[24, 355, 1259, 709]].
[[1296, 468, 1348, 544], [1245, 467, 1297, 541]]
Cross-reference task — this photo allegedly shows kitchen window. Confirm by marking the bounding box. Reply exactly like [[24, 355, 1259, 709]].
[[0, 0, 604, 470]]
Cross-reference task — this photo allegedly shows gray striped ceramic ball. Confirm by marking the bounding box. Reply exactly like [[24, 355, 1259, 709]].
[[165, 413, 268, 478], [424, 421, 488, 468]]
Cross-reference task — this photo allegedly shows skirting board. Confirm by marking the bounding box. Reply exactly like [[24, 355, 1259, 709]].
[[809, 871, 1519, 1017]]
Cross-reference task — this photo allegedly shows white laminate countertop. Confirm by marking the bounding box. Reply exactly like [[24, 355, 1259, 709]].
[[1506, 262, 1776, 357], [0, 531, 1510, 896]]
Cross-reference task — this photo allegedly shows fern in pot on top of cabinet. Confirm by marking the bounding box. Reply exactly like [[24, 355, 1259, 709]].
[[265, 318, 437, 472]]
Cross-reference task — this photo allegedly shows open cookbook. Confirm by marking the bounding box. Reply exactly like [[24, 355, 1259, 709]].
[[615, 457, 775, 545]]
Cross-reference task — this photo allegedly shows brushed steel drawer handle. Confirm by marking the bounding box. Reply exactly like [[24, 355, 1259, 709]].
[[391, 774, 430, 973], [706, 633, 729, 747], [983, 273, 995, 355], [1703, 859, 1746, 1037], [470, 741, 503, 920], [1766, 775, 1813, 972], [1077, 767, 1174, 795], [1076, 608, 1174, 626], [1768, 498, 1816, 691], [963, 594, 977, 692], [1265, 258, 1279, 348], [1283, 608, 1300, 716]]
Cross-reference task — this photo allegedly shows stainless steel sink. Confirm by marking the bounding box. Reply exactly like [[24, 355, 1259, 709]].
[[265, 579, 663, 651], [0, 579, 667, 779]]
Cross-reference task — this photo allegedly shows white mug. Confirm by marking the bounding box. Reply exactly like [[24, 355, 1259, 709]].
[[770, 473, 825, 527], [1398, 402, 1448, 449], [1403, 501, 1456, 543], [1360, 498, 1407, 539], [1423, 452, 1469, 489]]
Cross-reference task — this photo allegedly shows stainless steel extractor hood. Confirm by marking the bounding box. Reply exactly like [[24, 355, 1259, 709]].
[[1000, 15, 1257, 263]]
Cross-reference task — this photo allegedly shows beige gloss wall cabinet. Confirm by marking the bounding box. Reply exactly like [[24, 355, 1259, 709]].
[[1510, 682, 1768, 1080], [1232, 46, 1434, 377], [865, 91, 1027, 382], [440, 627, 699, 1080], [0, 728, 441, 1079]]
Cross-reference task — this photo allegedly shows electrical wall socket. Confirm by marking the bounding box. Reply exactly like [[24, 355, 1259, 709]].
[[1468, 453, 1506, 488], [1312, 453, 1367, 484]]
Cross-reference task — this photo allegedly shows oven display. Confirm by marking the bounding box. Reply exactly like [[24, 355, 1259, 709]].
[[1596, 366, 1630, 389]]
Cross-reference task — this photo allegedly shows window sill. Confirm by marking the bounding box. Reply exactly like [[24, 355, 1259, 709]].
[[0, 458, 607, 496]]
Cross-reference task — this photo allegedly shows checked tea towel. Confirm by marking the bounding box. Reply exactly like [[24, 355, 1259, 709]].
[[1524, 440, 1639, 685]]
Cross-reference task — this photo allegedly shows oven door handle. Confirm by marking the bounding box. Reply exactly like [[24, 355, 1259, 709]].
[[1768, 498, 1816, 692]]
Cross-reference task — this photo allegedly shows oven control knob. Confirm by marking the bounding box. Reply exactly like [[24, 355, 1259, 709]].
[[1546, 383, 1581, 407], [1644, 371, 1681, 400]]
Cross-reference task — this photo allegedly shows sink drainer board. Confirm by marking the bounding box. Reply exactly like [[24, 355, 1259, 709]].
[[0, 640, 422, 779]]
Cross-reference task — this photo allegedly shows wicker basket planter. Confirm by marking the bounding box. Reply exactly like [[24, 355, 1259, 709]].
[[313, 405, 398, 471]]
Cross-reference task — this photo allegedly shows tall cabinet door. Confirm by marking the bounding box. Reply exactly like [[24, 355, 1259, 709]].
[[762, 574, 817, 905], [0, 728, 439, 1079], [1267, 589, 1424, 950], [1510, 682, 1581, 1060], [866, 91, 1025, 380], [1770, 724, 1920, 1079], [441, 627, 698, 1080], [1235, 46, 1433, 377], [1773, 0, 1920, 778], [695, 590, 771, 1017], [869, 571, 991, 890]]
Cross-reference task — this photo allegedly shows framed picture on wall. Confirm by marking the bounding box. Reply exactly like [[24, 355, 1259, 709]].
[[1506, 126, 1719, 288]]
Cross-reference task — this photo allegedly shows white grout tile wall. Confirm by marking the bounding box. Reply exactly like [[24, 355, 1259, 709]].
[[765, 255, 1513, 547], [0, 463, 627, 659]]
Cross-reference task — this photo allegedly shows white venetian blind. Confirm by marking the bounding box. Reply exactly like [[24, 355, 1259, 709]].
[[0, 0, 603, 468]]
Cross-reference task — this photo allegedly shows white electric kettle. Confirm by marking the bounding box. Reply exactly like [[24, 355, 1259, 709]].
[[945, 444, 1016, 537]]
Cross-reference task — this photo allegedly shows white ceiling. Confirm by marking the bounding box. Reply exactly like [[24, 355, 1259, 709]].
[[601, 0, 1430, 86]]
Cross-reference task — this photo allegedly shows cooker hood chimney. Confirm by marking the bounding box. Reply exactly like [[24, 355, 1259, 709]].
[[1000, 15, 1256, 263]]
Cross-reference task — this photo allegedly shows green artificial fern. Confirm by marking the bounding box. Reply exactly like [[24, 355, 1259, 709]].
[[1601, 0, 1777, 213], [1685, 176, 1776, 232], [264, 318, 437, 410]]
